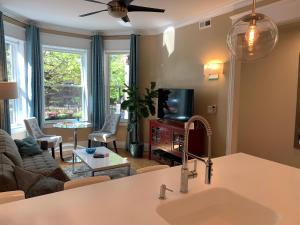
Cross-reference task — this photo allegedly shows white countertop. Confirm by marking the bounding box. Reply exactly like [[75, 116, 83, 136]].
[[0, 153, 300, 225]]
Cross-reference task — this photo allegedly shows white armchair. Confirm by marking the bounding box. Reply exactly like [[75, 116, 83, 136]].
[[24, 117, 64, 160], [88, 114, 121, 153]]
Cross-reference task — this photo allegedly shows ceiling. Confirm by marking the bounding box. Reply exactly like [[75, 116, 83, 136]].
[[0, 0, 254, 35]]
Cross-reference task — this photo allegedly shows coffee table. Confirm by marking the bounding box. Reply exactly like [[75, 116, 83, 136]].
[[72, 147, 131, 176]]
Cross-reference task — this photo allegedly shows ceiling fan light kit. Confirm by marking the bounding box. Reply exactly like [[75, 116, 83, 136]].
[[108, 0, 128, 18], [227, 0, 278, 62], [80, 0, 165, 23]]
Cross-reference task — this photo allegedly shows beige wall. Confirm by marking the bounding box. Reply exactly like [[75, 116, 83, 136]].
[[237, 22, 300, 168], [139, 14, 233, 157], [11, 0, 284, 162]]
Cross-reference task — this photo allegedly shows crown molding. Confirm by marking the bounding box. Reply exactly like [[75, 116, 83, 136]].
[[3, 0, 296, 37], [139, 0, 256, 35], [230, 0, 300, 25]]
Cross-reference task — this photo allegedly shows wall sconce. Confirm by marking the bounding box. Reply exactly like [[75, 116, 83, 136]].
[[204, 62, 224, 80]]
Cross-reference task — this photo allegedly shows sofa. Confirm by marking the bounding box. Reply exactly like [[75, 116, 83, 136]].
[[0, 129, 69, 197]]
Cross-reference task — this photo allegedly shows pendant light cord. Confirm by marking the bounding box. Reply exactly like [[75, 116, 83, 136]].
[[252, 0, 256, 14]]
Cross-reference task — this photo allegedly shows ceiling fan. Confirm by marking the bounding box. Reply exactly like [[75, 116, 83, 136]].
[[79, 0, 166, 23]]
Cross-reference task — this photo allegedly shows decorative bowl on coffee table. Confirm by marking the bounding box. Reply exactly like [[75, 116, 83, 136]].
[[86, 148, 96, 154]]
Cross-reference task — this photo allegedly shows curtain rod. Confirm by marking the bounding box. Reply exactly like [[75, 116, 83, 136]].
[[3, 15, 130, 40]]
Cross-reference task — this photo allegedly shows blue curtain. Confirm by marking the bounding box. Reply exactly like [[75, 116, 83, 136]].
[[91, 35, 105, 131], [26, 25, 44, 127], [0, 12, 11, 134], [128, 34, 140, 145]]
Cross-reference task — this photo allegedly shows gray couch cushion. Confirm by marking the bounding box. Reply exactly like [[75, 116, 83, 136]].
[[0, 163, 18, 192], [0, 129, 23, 167], [22, 151, 59, 176], [14, 166, 42, 193], [0, 154, 15, 166], [14, 166, 64, 198]]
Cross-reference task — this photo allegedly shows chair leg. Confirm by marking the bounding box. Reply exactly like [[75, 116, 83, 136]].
[[113, 141, 118, 153], [88, 139, 92, 148], [51, 148, 55, 159], [59, 143, 64, 161]]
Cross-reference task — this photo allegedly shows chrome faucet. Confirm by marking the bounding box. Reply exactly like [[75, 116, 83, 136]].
[[180, 115, 213, 193]]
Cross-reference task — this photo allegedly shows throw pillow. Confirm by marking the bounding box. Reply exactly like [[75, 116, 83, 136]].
[[14, 166, 64, 198], [14, 137, 42, 157], [26, 177, 64, 198], [47, 168, 70, 182]]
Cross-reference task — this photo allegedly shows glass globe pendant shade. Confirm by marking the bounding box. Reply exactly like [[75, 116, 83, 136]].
[[227, 13, 279, 62]]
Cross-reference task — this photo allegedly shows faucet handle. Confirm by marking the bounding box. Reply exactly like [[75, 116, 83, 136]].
[[205, 159, 213, 184], [159, 184, 173, 200]]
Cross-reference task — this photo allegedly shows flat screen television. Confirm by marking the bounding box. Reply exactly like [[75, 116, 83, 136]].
[[157, 88, 194, 122]]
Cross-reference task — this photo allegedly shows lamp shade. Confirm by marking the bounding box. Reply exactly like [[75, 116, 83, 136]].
[[0, 82, 18, 100]]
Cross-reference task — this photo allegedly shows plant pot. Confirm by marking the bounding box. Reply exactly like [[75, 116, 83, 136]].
[[130, 143, 144, 158]]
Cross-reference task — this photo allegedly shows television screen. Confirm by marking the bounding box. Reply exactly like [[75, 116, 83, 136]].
[[157, 88, 194, 122]]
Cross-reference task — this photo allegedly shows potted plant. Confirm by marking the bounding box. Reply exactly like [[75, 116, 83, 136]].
[[121, 82, 158, 158]]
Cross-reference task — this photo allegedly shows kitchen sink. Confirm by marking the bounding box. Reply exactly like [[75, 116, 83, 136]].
[[156, 188, 279, 225]]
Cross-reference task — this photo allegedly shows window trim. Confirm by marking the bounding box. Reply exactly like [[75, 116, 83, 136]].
[[5, 36, 27, 130], [104, 50, 130, 122], [42, 45, 89, 123]]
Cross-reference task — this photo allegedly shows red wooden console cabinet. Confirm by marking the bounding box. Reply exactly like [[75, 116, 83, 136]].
[[148, 119, 205, 162]]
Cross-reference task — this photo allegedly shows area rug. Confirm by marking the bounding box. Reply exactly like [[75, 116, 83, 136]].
[[63, 163, 136, 180]]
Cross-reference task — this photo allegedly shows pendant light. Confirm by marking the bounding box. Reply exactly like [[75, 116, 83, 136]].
[[227, 0, 279, 62]]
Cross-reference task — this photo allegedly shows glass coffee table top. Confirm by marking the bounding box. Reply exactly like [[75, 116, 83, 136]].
[[53, 121, 91, 129]]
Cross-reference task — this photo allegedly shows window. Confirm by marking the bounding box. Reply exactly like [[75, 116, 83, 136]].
[[43, 46, 88, 122], [5, 36, 26, 129], [105, 52, 129, 121]]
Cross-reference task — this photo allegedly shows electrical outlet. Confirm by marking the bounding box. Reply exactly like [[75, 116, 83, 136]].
[[207, 105, 217, 114]]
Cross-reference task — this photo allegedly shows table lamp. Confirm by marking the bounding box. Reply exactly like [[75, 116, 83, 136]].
[[0, 82, 18, 129], [0, 82, 18, 100]]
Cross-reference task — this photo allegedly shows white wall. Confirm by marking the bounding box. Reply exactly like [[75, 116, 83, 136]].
[[104, 39, 130, 51], [4, 22, 25, 40]]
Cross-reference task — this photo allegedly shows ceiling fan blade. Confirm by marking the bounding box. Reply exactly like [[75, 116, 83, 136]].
[[79, 9, 108, 17], [83, 0, 108, 5], [120, 0, 134, 6], [121, 15, 130, 23], [127, 5, 165, 13]]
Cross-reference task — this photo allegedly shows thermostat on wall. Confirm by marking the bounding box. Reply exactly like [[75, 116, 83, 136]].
[[207, 105, 217, 114]]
